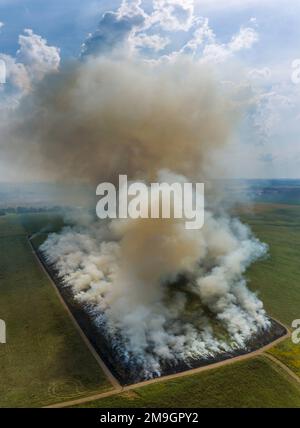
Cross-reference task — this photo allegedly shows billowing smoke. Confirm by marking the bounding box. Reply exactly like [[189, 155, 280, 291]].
[[2, 57, 232, 184], [40, 167, 270, 378], [2, 49, 271, 378]]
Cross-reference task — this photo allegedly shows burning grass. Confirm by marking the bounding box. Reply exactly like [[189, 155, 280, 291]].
[[34, 236, 286, 385]]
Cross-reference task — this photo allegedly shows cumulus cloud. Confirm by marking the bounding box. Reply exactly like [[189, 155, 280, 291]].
[[134, 33, 170, 52], [229, 27, 259, 51], [150, 0, 195, 31], [82, 10, 145, 56], [180, 17, 214, 55], [0, 29, 60, 98], [202, 26, 259, 64], [16, 29, 60, 82], [80, 0, 259, 67], [0, 54, 28, 90]]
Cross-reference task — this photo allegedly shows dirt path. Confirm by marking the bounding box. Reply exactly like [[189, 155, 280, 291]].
[[45, 328, 291, 408], [264, 353, 300, 385], [30, 238, 296, 409], [28, 237, 121, 391]]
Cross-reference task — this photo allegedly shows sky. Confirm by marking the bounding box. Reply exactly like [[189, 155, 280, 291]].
[[0, 0, 300, 179]]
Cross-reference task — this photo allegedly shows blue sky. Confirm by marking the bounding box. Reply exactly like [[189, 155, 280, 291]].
[[1, 1, 299, 62], [0, 0, 300, 179]]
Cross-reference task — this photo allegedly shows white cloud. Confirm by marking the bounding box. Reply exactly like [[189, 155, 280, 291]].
[[150, 0, 195, 31], [247, 67, 271, 80], [196, 0, 275, 11], [82, 7, 145, 56], [16, 29, 60, 82], [181, 17, 214, 55], [253, 89, 293, 141], [83, 0, 198, 57], [202, 26, 259, 64], [82, 0, 260, 64], [118, 0, 146, 19], [0, 29, 60, 102], [0, 53, 30, 92], [134, 33, 170, 51], [229, 27, 258, 51]]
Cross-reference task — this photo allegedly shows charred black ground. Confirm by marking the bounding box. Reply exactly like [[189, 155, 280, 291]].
[[33, 240, 287, 386]]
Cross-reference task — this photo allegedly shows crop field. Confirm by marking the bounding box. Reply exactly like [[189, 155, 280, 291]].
[[244, 203, 300, 326], [0, 214, 112, 408], [73, 357, 300, 408], [0, 202, 300, 408], [76, 202, 300, 407]]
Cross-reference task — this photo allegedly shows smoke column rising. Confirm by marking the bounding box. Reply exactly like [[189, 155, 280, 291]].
[[2, 57, 232, 184], [3, 54, 271, 377], [40, 177, 270, 378]]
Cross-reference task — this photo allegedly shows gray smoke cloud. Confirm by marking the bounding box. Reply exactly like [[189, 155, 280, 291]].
[[41, 177, 269, 377], [1, 51, 270, 377], [40, 169, 269, 378], [1, 57, 233, 184]]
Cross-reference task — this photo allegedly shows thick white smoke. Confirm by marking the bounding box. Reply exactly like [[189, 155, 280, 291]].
[[0, 1, 276, 382], [41, 171, 270, 378], [0, 24, 271, 377]]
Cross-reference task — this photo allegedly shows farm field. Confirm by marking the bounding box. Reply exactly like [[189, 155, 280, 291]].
[[73, 357, 300, 408], [75, 203, 300, 408], [0, 203, 300, 408], [244, 203, 300, 326], [0, 214, 112, 408]]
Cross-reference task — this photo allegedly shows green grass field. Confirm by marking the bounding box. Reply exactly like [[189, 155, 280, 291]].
[[74, 357, 300, 408], [76, 203, 300, 408], [0, 214, 112, 408], [268, 339, 300, 378], [1, 203, 300, 408], [243, 204, 300, 326], [241, 204, 300, 387]]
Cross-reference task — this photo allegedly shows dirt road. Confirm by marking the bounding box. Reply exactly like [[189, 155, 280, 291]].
[[28, 238, 297, 409], [264, 353, 300, 384], [45, 329, 292, 408]]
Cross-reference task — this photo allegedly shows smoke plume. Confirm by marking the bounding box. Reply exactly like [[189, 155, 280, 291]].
[[2, 57, 232, 184], [2, 53, 271, 378], [41, 177, 269, 377]]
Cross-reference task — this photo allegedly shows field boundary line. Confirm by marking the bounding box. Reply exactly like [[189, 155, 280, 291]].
[[30, 237, 291, 410], [45, 328, 289, 408], [263, 353, 300, 385], [28, 237, 121, 391]]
